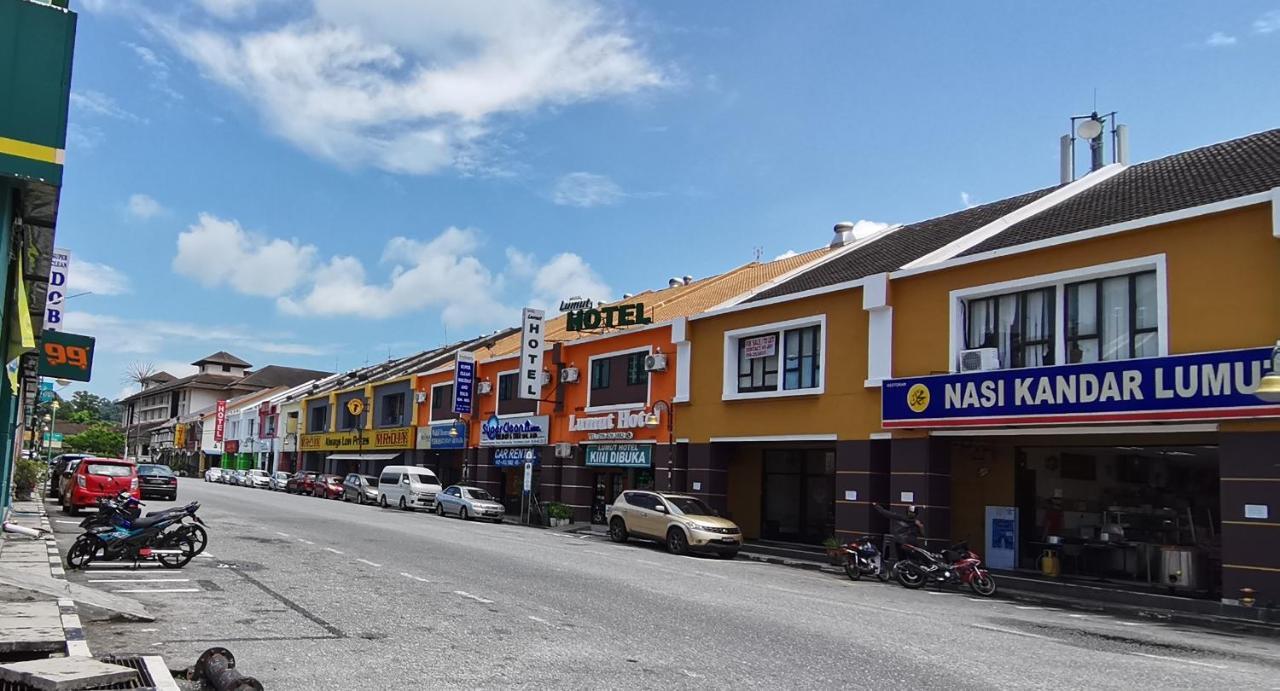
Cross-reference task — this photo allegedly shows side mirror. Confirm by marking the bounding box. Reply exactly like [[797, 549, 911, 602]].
[[656, 504, 668, 514]]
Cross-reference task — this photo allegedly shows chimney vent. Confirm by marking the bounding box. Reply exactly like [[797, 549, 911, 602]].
[[830, 221, 856, 248], [622, 293, 634, 299], [682, 275, 694, 285], [668, 277, 682, 288]]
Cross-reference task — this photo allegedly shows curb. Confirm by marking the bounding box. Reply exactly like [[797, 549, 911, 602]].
[[33, 501, 91, 657]]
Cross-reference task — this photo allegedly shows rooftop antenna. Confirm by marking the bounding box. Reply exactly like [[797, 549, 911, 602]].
[[1061, 108, 1124, 183], [753, 246, 763, 262]]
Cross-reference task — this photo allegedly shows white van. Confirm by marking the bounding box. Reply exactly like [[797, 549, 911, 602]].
[[377, 465, 442, 511]]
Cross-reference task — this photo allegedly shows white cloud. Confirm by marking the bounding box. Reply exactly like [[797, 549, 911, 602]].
[[1255, 10, 1280, 34], [528, 252, 611, 309], [1205, 31, 1238, 47], [551, 172, 625, 207], [960, 191, 977, 208], [773, 250, 798, 261], [63, 311, 333, 359], [70, 259, 131, 296], [127, 193, 165, 220], [153, 361, 200, 378], [125, 42, 184, 101], [155, 0, 664, 174], [504, 247, 538, 278], [173, 213, 317, 297], [195, 0, 260, 20], [66, 124, 104, 151], [69, 90, 145, 123]]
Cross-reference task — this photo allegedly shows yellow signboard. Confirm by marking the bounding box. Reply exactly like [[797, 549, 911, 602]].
[[300, 427, 414, 453], [174, 424, 187, 448], [346, 398, 365, 417]]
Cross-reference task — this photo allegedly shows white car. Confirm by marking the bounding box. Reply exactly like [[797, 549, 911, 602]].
[[268, 471, 291, 491], [204, 467, 221, 482], [246, 469, 271, 488]]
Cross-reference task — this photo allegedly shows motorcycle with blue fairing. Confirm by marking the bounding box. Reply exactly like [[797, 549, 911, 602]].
[[66, 494, 205, 570]]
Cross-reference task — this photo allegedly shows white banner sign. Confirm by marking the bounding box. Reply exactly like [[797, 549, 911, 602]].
[[519, 308, 545, 400], [742, 334, 776, 359], [44, 248, 70, 331]]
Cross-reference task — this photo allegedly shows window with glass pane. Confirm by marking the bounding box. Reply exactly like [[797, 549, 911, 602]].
[[626, 352, 648, 386], [590, 359, 611, 390], [965, 288, 1055, 368], [380, 393, 404, 426], [498, 373, 516, 401], [737, 333, 779, 393], [1067, 271, 1157, 363], [782, 325, 820, 390]]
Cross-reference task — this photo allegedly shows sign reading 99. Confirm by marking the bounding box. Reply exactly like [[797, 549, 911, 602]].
[[37, 331, 95, 382]]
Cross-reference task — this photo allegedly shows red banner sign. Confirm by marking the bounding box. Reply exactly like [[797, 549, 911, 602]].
[[214, 400, 227, 442]]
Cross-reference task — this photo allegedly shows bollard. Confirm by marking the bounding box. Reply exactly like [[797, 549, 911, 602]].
[[192, 647, 264, 691]]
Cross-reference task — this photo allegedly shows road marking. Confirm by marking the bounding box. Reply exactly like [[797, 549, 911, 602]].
[[967, 598, 990, 602], [1067, 614, 1088, 618], [399, 572, 430, 582], [325, 548, 344, 555], [113, 588, 201, 594], [636, 560, 663, 567], [196, 553, 215, 558], [454, 590, 494, 604], [528, 615, 550, 625], [356, 558, 381, 567], [971, 623, 1053, 641], [55, 520, 79, 525], [298, 539, 314, 545], [275, 532, 290, 537], [927, 592, 946, 596], [1130, 653, 1228, 670], [1120, 622, 1145, 627], [89, 579, 190, 583], [1015, 605, 1044, 610]]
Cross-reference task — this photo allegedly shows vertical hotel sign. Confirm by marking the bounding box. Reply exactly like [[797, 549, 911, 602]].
[[519, 308, 545, 400], [44, 248, 69, 331], [453, 350, 475, 415], [214, 400, 227, 442]]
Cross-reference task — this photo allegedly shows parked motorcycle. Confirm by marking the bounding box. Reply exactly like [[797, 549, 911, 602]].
[[842, 535, 890, 582], [79, 493, 208, 556], [65, 497, 201, 570], [894, 541, 997, 596]]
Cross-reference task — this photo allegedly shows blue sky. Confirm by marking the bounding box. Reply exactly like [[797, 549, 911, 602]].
[[58, 0, 1280, 399]]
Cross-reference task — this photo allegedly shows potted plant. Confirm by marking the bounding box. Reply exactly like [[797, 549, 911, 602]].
[[546, 502, 574, 527], [12, 459, 42, 501], [822, 536, 844, 565]]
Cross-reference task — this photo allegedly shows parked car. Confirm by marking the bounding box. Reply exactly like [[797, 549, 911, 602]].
[[61, 458, 139, 515], [377, 465, 442, 511], [269, 471, 291, 491], [286, 471, 318, 494], [229, 469, 247, 486], [47, 453, 90, 498], [137, 463, 178, 501], [342, 474, 379, 504], [218, 468, 236, 484], [204, 467, 223, 482], [436, 485, 505, 522], [606, 491, 742, 558], [312, 474, 344, 499], [245, 468, 271, 489], [58, 458, 87, 499]]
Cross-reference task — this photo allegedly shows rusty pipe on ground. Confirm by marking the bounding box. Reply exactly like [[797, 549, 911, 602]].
[[191, 647, 263, 691]]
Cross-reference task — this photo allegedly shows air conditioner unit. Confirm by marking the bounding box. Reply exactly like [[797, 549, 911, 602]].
[[414, 391, 427, 404], [540, 370, 552, 386], [958, 347, 1000, 373], [644, 353, 668, 372], [554, 442, 574, 459], [559, 367, 580, 384], [477, 380, 493, 395]]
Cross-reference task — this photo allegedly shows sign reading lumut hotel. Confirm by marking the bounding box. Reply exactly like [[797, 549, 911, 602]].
[[882, 347, 1280, 428], [565, 303, 652, 332], [585, 443, 653, 468]]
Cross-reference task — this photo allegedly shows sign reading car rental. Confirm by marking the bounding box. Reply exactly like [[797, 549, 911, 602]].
[[882, 347, 1280, 428]]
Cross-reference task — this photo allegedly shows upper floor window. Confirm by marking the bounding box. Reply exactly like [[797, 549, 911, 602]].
[[430, 384, 453, 421], [590, 359, 611, 390], [725, 316, 825, 399], [341, 405, 360, 430], [625, 352, 648, 387], [964, 287, 1055, 369], [380, 392, 405, 426], [309, 406, 328, 432], [264, 415, 277, 437], [587, 349, 650, 409], [1066, 271, 1158, 363], [497, 371, 537, 416]]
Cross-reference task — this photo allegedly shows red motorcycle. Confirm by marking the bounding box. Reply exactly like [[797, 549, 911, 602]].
[[893, 541, 997, 596]]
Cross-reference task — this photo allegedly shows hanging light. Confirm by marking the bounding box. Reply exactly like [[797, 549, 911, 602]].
[[644, 411, 660, 428], [1255, 342, 1280, 403]]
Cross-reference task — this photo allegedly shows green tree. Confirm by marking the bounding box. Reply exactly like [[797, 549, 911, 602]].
[[65, 391, 120, 422], [64, 422, 125, 457]]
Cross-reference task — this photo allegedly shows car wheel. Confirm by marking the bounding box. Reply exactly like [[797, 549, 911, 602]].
[[399, 497, 408, 511], [355, 492, 363, 505], [380, 495, 388, 509], [666, 527, 689, 555], [435, 502, 445, 517], [609, 518, 629, 543], [459, 507, 469, 521]]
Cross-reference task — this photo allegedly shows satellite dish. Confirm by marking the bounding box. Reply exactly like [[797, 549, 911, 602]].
[[1076, 118, 1104, 140]]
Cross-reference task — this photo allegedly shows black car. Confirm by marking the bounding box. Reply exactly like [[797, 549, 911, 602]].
[[137, 463, 178, 501], [47, 454, 90, 498], [342, 474, 380, 504]]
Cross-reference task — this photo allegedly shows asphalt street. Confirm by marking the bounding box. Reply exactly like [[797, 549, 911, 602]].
[[48, 481, 1280, 690]]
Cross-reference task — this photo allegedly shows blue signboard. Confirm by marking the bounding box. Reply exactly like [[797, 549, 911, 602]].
[[453, 351, 475, 415], [883, 347, 1279, 428], [420, 422, 466, 450], [493, 447, 540, 467], [479, 414, 549, 447]]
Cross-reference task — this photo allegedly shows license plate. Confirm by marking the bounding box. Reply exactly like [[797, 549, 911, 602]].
[[720, 538, 737, 544]]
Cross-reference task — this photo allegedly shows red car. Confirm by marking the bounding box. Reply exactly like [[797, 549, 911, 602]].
[[313, 474, 343, 499], [286, 471, 318, 494], [61, 458, 138, 515]]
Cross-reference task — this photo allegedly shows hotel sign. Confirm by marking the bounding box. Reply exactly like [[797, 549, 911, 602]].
[[585, 443, 653, 468], [883, 347, 1279, 428], [300, 426, 414, 452], [565, 303, 652, 332]]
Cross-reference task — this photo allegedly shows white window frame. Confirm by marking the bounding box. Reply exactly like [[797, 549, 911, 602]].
[[428, 381, 455, 423], [722, 314, 827, 401], [585, 345, 653, 413], [495, 368, 540, 419], [947, 255, 1169, 372]]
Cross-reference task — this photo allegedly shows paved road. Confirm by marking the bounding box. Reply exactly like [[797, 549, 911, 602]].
[[48, 482, 1280, 690]]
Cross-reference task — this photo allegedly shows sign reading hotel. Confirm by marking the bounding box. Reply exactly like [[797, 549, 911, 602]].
[[479, 415, 549, 447], [585, 443, 653, 468], [453, 350, 475, 415], [519, 308, 545, 400], [301, 426, 414, 452], [565, 303, 652, 332], [214, 400, 227, 442], [569, 409, 653, 436], [882, 347, 1279, 428]]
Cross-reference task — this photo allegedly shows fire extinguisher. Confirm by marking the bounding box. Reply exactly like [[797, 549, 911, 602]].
[[1039, 549, 1060, 577]]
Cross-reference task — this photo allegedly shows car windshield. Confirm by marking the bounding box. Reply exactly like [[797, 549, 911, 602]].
[[465, 488, 494, 501], [364, 476, 378, 487], [665, 496, 716, 517], [138, 465, 173, 476], [410, 474, 436, 485], [249, 470, 266, 476], [86, 463, 132, 477], [275, 472, 289, 479]]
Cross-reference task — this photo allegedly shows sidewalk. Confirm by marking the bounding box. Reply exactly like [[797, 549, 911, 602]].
[[0, 499, 91, 658]]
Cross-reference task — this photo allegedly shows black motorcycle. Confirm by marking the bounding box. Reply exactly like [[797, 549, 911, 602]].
[[842, 535, 890, 582], [66, 498, 201, 570], [79, 494, 208, 556]]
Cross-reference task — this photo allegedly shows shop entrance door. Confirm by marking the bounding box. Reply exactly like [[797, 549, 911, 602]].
[[592, 472, 625, 524], [762, 449, 835, 544]]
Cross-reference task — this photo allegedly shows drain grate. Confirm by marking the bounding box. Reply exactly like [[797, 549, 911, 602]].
[[0, 655, 177, 691]]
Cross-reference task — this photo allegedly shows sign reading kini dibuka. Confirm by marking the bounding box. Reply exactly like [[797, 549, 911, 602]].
[[882, 347, 1279, 428]]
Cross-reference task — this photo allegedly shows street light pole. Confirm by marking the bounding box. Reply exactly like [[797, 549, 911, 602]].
[[44, 402, 59, 464], [645, 400, 674, 491]]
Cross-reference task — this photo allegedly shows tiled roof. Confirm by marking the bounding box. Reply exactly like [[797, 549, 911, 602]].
[[963, 128, 1280, 255], [484, 248, 835, 357], [749, 187, 1059, 301], [235, 365, 332, 389], [193, 351, 252, 367]]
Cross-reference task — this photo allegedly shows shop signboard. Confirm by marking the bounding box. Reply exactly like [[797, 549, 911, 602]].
[[565, 303, 653, 332], [479, 414, 549, 447], [417, 421, 467, 450], [584, 443, 653, 468], [984, 506, 1018, 570], [523, 462, 533, 493], [882, 347, 1280, 428], [214, 400, 227, 442], [224, 439, 240, 454], [742, 334, 776, 359], [453, 350, 475, 415], [519, 308, 545, 400], [174, 424, 186, 448], [300, 426, 414, 452], [37, 331, 94, 382], [493, 447, 540, 467], [44, 248, 70, 331]]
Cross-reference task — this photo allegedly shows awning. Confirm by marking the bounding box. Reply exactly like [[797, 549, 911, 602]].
[[325, 453, 400, 462]]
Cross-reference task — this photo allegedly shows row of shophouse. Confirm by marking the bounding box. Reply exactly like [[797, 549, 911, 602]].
[[145, 126, 1280, 609]]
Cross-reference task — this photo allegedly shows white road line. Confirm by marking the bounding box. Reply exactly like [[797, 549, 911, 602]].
[[325, 548, 344, 555], [1130, 653, 1228, 670], [399, 572, 430, 583], [454, 590, 494, 604], [1014, 605, 1044, 610], [1067, 614, 1088, 618], [113, 588, 201, 594], [356, 558, 381, 567], [636, 559, 663, 567], [528, 615, 551, 625], [971, 623, 1053, 641], [298, 539, 314, 545], [89, 579, 190, 584], [275, 532, 290, 537], [55, 520, 79, 525], [1120, 622, 1145, 627]]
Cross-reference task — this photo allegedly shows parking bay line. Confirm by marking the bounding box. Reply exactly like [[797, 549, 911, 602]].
[[298, 539, 314, 545], [89, 578, 190, 583], [356, 558, 381, 568], [1130, 652, 1227, 670], [325, 548, 344, 555], [113, 588, 201, 594], [400, 572, 430, 583], [454, 591, 494, 604]]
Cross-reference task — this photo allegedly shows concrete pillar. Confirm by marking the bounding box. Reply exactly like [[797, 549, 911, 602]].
[[889, 436, 952, 547], [687, 443, 730, 513], [835, 439, 890, 539], [1220, 432, 1280, 606]]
